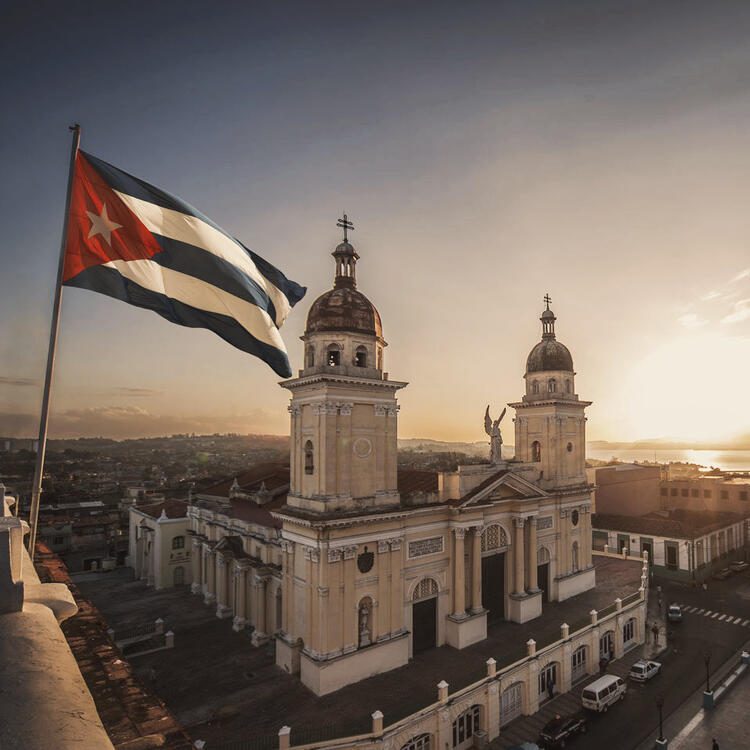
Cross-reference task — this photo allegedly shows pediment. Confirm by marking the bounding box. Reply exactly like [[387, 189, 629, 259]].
[[459, 471, 546, 508]]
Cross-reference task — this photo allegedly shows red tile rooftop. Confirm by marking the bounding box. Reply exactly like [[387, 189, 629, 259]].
[[34, 544, 193, 750], [135, 498, 190, 520]]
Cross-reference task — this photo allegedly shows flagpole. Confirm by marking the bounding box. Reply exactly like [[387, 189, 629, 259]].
[[27, 123, 81, 561]]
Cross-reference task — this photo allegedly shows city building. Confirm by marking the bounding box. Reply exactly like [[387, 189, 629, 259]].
[[660, 476, 750, 515], [592, 509, 747, 581], [586, 463, 661, 516], [189, 234, 599, 696], [128, 499, 192, 588]]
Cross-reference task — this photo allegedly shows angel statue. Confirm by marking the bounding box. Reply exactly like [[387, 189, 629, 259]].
[[484, 405, 506, 464]]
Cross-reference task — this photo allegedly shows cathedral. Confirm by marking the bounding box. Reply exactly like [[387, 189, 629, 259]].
[[189, 227, 596, 697]]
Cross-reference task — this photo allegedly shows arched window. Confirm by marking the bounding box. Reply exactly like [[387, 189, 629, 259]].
[[571, 541, 579, 572], [354, 345, 367, 368], [571, 645, 587, 683], [481, 524, 509, 552], [304, 440, 314, 475], [305, 345, 315, 368], [548, 379, 556, 393], [531, 441, 541, 462], [565, 379, 571, 393], [172, 535, 185, 550], [532, 381, 539, 394], [623, 617, 636, 645], [326, 344, 340, 366], [400, 735, 431, 750], [412, 577, 439, 601], [537, 546, 550, 565]]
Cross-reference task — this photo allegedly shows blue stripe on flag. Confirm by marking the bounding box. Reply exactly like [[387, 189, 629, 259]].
[[65, 264, 293, 378], [148, 235, 278, 324], [81, 150, 305, 307]]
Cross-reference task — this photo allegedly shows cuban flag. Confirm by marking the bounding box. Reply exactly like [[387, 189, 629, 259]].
[[63, 151, 306, 378]]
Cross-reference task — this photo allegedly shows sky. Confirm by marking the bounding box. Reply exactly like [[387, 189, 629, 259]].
[[2, 0, 750, 445]]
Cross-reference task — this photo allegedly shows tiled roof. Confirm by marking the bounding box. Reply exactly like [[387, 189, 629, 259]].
[[136, 498, 189, 520], [593, 509, 744, 539], [33, 544, 193, 749], [397, 468, 439, 496]]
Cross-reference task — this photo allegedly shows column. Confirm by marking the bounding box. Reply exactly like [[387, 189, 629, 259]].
[[528, 517, 538, 591], [342, 546, 357, 650], [204, 548, 216, 605], [453, 528, 466, 617], [471, 527, 483, 613], [389, 538, 403, 634], [215, 555, 232, 618], [233, 566, 248, 631], [513, 517, 525, 596], [255, 576, 267, 634], [191, 537, 202, 594], [377, 541, 390, 638]]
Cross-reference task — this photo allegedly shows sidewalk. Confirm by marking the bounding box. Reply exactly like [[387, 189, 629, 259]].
[[637, 640, 750, 750]]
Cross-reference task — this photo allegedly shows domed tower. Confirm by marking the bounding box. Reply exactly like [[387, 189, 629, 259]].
[[282, 217, 407, 515], [509, 296, 591, 488]]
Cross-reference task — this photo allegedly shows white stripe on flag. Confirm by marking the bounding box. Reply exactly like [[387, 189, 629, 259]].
[[114, 191, 292, 327], [102, 259, 285, 351]]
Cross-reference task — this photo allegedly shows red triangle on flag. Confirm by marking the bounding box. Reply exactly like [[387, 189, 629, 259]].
[[63, 152, 163, 282]]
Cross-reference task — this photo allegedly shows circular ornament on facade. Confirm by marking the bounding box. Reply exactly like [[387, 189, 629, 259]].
[[357, 545, 374, 573], [567, 442, 573, 452], [353, 437, 372, 458], [571, 510, 579, 526]]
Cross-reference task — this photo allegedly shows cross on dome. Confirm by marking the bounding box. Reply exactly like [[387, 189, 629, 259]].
[[336, 213, 354, 243], [544, 293, 552, 310]]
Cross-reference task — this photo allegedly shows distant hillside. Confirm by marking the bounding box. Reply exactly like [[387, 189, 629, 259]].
[[588, 436, 750, 451], [398, 438, 514, 460]]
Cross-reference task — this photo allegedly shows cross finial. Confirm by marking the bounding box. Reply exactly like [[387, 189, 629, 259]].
[[544, 293, 552, 310], [336, 213, 354, 242]]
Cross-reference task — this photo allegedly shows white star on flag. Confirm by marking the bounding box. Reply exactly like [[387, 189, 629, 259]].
[[86, 203, 122, 245]]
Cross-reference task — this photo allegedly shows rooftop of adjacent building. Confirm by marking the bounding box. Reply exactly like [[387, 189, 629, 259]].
[[75, 556, 643, 747], [592, 508, 746, 539], [134, 498, 190, 520]]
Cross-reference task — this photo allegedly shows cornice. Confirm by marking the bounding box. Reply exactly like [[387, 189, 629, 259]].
[[281, 373, 408, 391]]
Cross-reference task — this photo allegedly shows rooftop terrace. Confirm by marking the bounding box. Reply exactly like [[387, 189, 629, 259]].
[[76, 555, 643, 747]]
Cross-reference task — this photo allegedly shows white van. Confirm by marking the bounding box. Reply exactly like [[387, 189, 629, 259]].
[[581, 675, 627, 712]]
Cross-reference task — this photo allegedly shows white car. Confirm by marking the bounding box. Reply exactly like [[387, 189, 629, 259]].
[[629, 659, 662, 682]]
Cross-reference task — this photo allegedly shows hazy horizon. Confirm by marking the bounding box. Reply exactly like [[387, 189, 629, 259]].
[[3, 1, 750, 446]]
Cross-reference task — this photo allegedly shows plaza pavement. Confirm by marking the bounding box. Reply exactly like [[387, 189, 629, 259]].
[[75, 555, 643, 747]]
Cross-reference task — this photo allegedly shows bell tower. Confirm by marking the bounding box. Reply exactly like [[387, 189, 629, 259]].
[[282, 216, 407, 515], [509, 296, 591, 489]]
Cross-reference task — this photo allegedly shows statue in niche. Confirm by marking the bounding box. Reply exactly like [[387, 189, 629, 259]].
[[484, 405, 506, 464], [358, 599, 371, 647]]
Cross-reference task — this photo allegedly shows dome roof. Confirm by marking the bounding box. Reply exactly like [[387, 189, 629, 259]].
[[526, 339, 573, 373], [306, 286, 383, 338]]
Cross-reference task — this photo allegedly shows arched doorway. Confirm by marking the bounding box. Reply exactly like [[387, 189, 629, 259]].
[[599, 630, 614, 661], [481, 524, 509, 623], [500, 682, 524, 726], [173, 566, 185, 585], [412, 578, 438, 653], [537, 546, 550, 603], [400, 734, 431, 750], [452, 704, 481, 749], [571, 644, 587, 683]]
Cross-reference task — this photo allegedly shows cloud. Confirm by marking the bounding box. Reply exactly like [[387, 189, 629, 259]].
[[730, 268, 750, 284], [113, 387, 162, 396], [0, 376, 37, 387], [721, 298, 750, 324], [700, 291, 721, 301], [677, 313, 708, 328]]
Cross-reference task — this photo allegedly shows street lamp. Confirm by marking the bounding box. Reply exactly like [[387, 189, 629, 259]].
[[656, 693, 665, 742], [704, 651, 711, 693]]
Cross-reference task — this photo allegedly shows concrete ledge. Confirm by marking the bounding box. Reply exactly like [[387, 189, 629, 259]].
[[508, 590, 542, 624], [0, 602, 114, 749], [300, 633, 409, 695], [557, 566, 596, 601], [445, 609, 487, 649]]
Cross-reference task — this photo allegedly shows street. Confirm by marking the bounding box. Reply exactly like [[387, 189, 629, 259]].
[[494, 570, 750, 749]]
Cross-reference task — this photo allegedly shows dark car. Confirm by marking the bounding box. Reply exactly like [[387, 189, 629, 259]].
[[538, 713, 587, 748], [729, 561, 749, 573], [712, 567, 732, 580]]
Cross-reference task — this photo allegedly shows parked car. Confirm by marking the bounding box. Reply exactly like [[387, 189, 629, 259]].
[[729, 561, 749, 573], [581, 675, 627, 712], [538, 713, 587, 748], [667, 604, 682, 622], [712, 567, 732, 580], [629, 660, 662, 682]]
